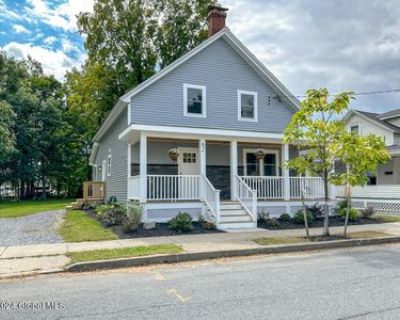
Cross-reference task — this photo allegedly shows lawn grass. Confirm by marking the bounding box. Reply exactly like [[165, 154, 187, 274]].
[[59, 210, 118, 242], [68, 244, 183, 264], [0, 198, 73, 218], [253, 231, 391, 246], [371, 214, 400, 223]]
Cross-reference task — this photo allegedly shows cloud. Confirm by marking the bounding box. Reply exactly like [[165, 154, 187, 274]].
[[12, 24, 30, 33], [25, 0, 94, 31], [2, 41, 86, 80], [43, 36, 56, 45], [224, 0, 400, 112]]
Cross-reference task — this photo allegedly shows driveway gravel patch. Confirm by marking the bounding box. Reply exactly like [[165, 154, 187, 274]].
[[0, 210, 65, 246]]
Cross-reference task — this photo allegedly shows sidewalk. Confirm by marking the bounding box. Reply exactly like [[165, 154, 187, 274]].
[[1, 222, 400, 278]]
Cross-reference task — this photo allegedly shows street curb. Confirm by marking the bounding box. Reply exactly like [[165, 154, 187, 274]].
[[65, 236, 400, 273]]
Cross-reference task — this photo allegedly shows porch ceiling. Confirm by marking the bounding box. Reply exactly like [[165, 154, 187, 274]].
[[119, 124, 284, 144]]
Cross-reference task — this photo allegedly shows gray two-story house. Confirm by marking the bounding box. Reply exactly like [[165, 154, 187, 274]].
[[89, 4, 325, 230]]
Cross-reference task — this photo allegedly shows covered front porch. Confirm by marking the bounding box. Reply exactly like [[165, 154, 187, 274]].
[[120, 125, 327, 227]]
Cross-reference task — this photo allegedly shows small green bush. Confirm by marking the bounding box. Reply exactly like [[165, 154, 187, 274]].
[[96, 203, 126, 226], [168, 212, 193, 232], [338, 207, 359, 221], [361, 207, 374, 219], [279, 213, 291, 223], [123, 204, 143, 232], [335, 200, 348, 215], [292, 209, 314, 225]]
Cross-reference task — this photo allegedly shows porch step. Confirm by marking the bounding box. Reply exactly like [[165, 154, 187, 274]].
[[220, 209, 248, 216], [219, 214, 252, 223], [220, 204, 242, 210], [217, 221, 257, 230]]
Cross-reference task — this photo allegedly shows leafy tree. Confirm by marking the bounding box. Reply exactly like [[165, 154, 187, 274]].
[[284, 88, 354, 236], [332, 133, 390, 236]]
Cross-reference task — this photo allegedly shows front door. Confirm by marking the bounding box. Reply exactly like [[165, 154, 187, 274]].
[[177, 148, 200, 199]]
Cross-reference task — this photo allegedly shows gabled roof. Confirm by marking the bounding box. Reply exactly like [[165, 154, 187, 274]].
[[378, 108, 400, 120], [343, 109, 400, 133], [92, 27, 300, 143]]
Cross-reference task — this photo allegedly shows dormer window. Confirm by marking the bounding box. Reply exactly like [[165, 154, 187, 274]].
[[183, 84, 206, 117], [238, 90, 258, 121]]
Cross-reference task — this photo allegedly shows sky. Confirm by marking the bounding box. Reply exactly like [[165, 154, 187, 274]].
[[1, 0, 400, 113]]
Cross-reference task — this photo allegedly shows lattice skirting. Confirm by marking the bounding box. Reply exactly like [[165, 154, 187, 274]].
[[350, 199, 400, 212]]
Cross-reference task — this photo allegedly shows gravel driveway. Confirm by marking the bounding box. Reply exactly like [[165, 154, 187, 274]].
[[0, 210, 65, 246]]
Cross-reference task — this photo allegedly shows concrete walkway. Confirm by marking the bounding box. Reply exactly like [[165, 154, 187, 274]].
[[1, 222, 400, 277]]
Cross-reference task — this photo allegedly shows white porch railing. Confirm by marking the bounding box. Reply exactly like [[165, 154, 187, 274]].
[[241, 176, 284, 199], [147, 175, 201, 201], [335, 185, 400, 199], [200, 174, 220, 224], [128, 175, 141, 200], [289, 177, 325, 199], [235, 175, 257, 221], [239, 176, 325, 200]]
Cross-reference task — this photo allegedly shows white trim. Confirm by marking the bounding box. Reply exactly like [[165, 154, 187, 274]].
[[237, 90, 258, 122], [107, 154, 112, 176], [93, 164, 98, 181], [199, 139, 206, 176], [183, 83, 207, 118], [282, 144, 290, 201], [127, 143, 131, 201], [242, 148, 280, 176], [139, 133, 147, 202], [230, 140, 238, 200], [101, 160, 106, 182], [343, 110, 395, 133], [119, 124, 284, 142], [127, 102, 131, 125], [89, 142, 99, 166]]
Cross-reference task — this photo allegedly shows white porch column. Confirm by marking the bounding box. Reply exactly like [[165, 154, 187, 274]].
[[282, 143, 290, 201], [230, 140, 238, 200], [127, 143, 131, 201], [139, 133, 147, 202], [199, 139, 206, 176]]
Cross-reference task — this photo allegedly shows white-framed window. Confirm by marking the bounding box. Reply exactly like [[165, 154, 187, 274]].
[[183, 84, 206, 117], [93, 165, 98, 181], [243, 148, 279, 176], [238, 90, 258, 122], [107, 154, 112, 176], [349, 124, 360, 134]]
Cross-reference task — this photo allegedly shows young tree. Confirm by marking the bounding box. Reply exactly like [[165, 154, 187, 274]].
[[332, 133, 390, 236], [284, 88, 354, 236]]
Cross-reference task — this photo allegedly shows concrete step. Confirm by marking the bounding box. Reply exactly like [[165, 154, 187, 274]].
[[217, 221, 257, 230], [220, 204, 242, 210], [220, 209, 247, 216], [219, 215, 252, 223]]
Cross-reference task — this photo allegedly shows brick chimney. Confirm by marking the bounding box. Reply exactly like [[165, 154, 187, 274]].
[[207, 2, 229, 37]]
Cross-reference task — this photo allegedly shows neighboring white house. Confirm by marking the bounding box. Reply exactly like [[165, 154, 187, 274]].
[[339, 108, 400, 211], [89, 4, 327, 229]]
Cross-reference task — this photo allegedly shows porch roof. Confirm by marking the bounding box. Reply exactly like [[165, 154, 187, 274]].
[[118, 124, 284, 144]]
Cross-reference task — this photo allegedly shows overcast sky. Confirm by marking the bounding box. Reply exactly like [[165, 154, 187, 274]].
[[1, 0, 399, 112]]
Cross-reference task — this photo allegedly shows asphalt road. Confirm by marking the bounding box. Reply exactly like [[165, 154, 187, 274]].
[[1, 245, 400, 320]]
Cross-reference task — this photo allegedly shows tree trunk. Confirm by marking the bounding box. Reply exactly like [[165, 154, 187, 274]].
[[344, 184, 351, 238], [41, 176, 47, 200], [323, 171, 330, 236], [302, 192, 310, 239]]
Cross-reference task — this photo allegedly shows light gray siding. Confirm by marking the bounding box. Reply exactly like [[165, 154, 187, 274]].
[[130, 38, 294, 133], [94, 109, 128, 202]]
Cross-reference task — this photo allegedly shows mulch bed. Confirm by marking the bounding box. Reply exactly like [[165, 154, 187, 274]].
[[85, 209, 223, 239], [258, 216, 385, 230]]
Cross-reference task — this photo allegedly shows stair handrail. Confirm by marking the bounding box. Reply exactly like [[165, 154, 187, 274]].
[[234, 174, 257, 222], [200, 174, 220, 224]]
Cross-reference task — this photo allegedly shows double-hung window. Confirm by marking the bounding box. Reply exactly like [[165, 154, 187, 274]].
[[238, 90, 258, 121], [183, 84, 206, 117]]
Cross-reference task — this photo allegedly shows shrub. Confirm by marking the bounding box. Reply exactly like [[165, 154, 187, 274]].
[[338, 207, 359, 221], [107, 196, 118, 205], [202, 221, 216, 230], [168, 212, 193, 232], [279, 213, 291, 223], [197, 213, 205, 224], [96, 203, 126, 226], [335, 200, 348, 215], [361, 207, 374, 219], [122, 204, 143, 232], [307, 203, 323, 218], [257, 211, 270, 224], [292, 209, 314, 225], [265, 218, 280, 228]]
